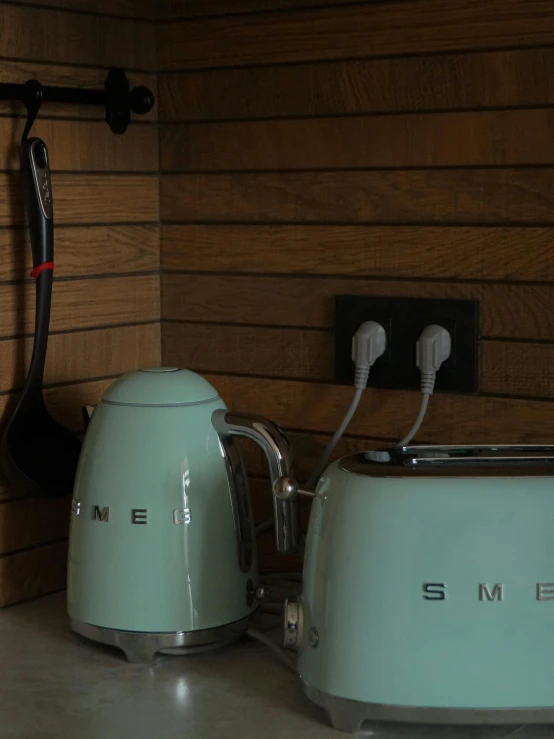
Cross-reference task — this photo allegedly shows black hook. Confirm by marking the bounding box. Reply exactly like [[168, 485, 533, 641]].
[[21, 79, 43, 145]]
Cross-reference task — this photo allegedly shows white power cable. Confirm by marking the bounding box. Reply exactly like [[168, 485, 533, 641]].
[[397, 325, 451, 448], [258, 391, 363, 534], [398, 391, 430, 448], [306, 321, 387, 490], [254, 518, 274, 535], [246, 629, 298, 673], [306, 388, 363, 489]]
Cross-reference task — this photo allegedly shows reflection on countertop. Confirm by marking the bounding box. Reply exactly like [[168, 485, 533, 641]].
[[1, 593, 554, 739], [0, 592, 330, 739]]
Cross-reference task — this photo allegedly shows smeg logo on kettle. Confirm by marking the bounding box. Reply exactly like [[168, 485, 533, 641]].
[[71, 500, 191, 525]]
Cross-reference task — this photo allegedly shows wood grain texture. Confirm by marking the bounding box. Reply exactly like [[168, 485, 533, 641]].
[[160, 171, 554, 224], [159, 48, 554, 121], [161, 224, 554, 281], [163, 322, 554, 400], [0, 174, 158, 225], [480, 342, 554, 398], [158, 0, 554, 70], [0, 3, 155, 69], [162, 274, 554, 341], [0, 0, 158, 605], [161, 110, 554, 171], [163, 322, 331, 381], [15, 0, 155, 18], [0, 323, 160, 393], [207, 373, 554, 445], [158, 0, 383, 19], [0, 62, 157, 120], [0, 498, 70, 556], [0, 225, 159, 282], [0, 119, 157, 172], [0, 275, 159, 337], [0, 541, 68, 607]]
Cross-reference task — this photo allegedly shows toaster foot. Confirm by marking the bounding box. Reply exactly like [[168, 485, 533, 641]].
[[302, 682, 554, 732], [70, 616, 251, 663]]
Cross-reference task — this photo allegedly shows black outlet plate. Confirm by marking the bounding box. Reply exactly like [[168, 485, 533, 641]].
[[335, 295, 479, 393]]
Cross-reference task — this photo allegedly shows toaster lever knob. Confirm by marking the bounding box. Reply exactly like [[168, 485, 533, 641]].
[[283, 597, 303, 651]]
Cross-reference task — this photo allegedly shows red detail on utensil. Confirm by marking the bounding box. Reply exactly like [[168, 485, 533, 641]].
[[30, 262, 54, 279]]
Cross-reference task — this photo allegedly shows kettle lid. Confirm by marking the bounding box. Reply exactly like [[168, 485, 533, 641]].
[[102, 368, 220, 406]]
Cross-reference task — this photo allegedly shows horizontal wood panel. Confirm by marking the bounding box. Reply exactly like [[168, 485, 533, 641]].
[[164, 322, 554, 400], [0, 498, 70, 556], [158, 0, 554, 70], [160, 170, 554, 224], [15, 0, 155, 18], [0, 174, 158, 225], [1, 4, 155, 69], [161, 224, 554, 281], [162, 274, 554, 341], [163, 322, 330, 381], [480, 342, 554, 398], [158, 0, 380, 19], [208, 373, 554, 445], [0, 224, 159, 282], [0, 119, 157, 172], [161, 109, 554, 171], [159, 48, 554, 121], [0, 62, 157, 120], [0, 541, 67, 607], [1, 323, 160, 393], [0, 275, 159, 337]]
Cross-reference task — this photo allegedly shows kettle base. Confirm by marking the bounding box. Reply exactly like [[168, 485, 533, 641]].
[[303, 682, 554, 733], [70, 615, 251, 663]]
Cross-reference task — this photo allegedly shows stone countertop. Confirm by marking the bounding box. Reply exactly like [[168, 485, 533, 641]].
[[0, 593, 333, 739], [0, 593, 553, 739]]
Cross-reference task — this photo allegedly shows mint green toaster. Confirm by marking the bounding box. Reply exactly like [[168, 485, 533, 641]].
[[285, 445, 554, 731], [67, 368, 299, 662]]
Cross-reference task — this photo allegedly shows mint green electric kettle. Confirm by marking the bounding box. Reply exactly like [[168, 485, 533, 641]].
[[67, 368, 299, 662]]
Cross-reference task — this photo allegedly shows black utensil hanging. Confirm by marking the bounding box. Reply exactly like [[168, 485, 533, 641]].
[[0, 138, 81, 497]]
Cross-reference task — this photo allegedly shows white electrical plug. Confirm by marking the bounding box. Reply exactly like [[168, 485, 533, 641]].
[[306, 320, 386, 488], [416, 324, 452, 395], [397, 324, 452, 447], [351, 321, 387, 390]]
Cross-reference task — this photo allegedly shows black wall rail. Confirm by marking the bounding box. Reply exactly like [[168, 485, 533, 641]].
[[0, 68, 155, 142]]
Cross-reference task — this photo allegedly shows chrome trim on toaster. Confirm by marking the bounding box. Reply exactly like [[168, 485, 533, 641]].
[[302, 682, 554, 732], [70, 615, 252, 663], [340, 444, 554, 475]]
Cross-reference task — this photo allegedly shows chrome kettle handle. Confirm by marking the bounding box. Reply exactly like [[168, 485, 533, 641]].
[[212, 409, 300, 554]]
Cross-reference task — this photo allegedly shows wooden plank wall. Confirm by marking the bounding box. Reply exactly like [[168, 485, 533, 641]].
[[157, 1, 554, 569], [0, 0, 159, 606]]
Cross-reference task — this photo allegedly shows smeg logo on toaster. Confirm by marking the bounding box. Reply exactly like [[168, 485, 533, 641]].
[[423, 582, 554, 602], [71, 500, 191, 525]]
